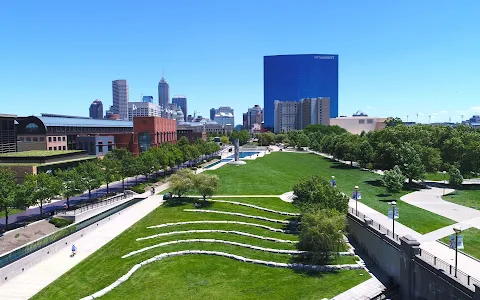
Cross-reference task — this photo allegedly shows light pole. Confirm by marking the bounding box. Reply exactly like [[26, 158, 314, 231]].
[[453, 225, 462, 277], [443, 170, 447, 196], [391, 201, 396, 237], [354, 186, 359, 216]]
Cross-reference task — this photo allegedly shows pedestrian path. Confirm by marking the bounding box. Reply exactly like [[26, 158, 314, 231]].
[[0, 187, 167, 300], [331, 277, 385, 300]]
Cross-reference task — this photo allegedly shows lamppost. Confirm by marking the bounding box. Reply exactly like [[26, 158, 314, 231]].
[[453, 225, 462, 277], [443, 170, 447, 196], [391, 201, 396, 237], [354, 186, 360, 216]]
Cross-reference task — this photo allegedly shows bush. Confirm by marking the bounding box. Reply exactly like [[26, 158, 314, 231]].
[[49, 217, 73, 228], [130, 184, 147, 194], [449, 167, 464, 186], [293, 175, 348, 213]]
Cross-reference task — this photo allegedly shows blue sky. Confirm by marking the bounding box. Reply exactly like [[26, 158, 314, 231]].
[[1, 1, 479, 124]]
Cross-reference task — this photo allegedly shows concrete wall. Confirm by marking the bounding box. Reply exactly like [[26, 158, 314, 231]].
[[0, 196, 145, 286]]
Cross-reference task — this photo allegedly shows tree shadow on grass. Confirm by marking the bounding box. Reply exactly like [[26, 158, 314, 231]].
[[329, 163, 356, 170]]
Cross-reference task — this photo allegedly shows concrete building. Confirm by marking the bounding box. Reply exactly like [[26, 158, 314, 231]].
[[243, 105, 264, 133], [112, 80, 129, 121], [177, 129, 206, 143], [172, 95, 187, 121], [0, 114, 17, 153], [213, 106, 234, 126], [128, 102, 161, 121], [158, 77, 170, 109], [330, 115, 387, 134], [177, 119, 233, 135], [89, 99, 103, 119], [273, 97, 330, 133], [142, 96, 154, 103], [76, 136, 115, 156], [210, 108, 216, 121], [132, 116, 176, 155]]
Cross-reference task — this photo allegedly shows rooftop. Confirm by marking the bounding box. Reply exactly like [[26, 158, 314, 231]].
[[35, 116, 133, 128], [0, 150, 83, 158]]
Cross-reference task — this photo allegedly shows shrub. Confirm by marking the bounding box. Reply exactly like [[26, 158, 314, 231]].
[[49, 217, 73, 228], [130, 184, 147, 194], [449, 167, 464, 186], [293, 175, 348, 213]]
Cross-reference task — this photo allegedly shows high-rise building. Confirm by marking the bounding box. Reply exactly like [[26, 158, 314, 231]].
[[172, 95, 187, 121], [212, 106, 234, 126], [128, 102, 161, 121], [264, 54, 338, 130], [158, 77, 170, 109], [274, 97, 330, 133], [210, 108, 216, 121], [244, 105, 263, 132], [112, 79, 129, 121], [89, 99, 103, 119], [142, 96, 154, 103]]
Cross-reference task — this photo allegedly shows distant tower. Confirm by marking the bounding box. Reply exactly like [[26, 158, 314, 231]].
[[210, 108, 216, 120], [89, 99, 104, 119], [158, 76, 170, 109], [172, 95, 187, 121], [112, 80, 129, 120]]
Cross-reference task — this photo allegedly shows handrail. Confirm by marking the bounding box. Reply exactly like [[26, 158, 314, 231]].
[[57, 190, 135, 216], [348, 207, 400, 242]]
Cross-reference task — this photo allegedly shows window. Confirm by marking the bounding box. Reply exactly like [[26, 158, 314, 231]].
[[63, 146, 66, 150], [33, 137, 38, 142], [48, 147, 52, 150], [98, 141, 103, 153], [53, 137, 57, 142], [108, 141, 113, 151], [53, 146, 57, 150], [367, 119, 373, 124], [26, 137, 31, 142], [48, 137, 52, 142], [19, 137, 24, 142], [62, 136, 66, 142], [39, 137, 45, 141], [25, 122, 40, 133], [359, 120, 365, 124]]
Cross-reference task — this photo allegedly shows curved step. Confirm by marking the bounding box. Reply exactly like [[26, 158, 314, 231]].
[[136, 229, 298, 243], [183, 209, 293, 224], [206, 199, 301, 216], [147, 220, 292, 233], [123, 239, 304, 258], [80, 250, 362, 300]]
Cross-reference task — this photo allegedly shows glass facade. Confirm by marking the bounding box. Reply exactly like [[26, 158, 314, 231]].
[[263, 54, 338, 129]]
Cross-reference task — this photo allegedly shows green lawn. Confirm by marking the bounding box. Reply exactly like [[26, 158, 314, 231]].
[[440, 228, 480, 260], [0, 150, 82, 157], [0, 208, 22, 219], [443, 188, 480, 210], [205, 152, 454, 234], [32, 197, 366, 300], [424, 172, 449, 182]]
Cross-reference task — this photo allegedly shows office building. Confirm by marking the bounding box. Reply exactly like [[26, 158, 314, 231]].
[[128, 102, 161, 121], [89, 99, 103, 119], [177, 118, 233, 135], [244, 105, 263, 133], [0, 114, 17, 153], [132, 116, 176, 155], [273, 97, 330, 133], [172, 95, 187, 121], [330, 115, 387, 135], [77, 136, 115, 156], [264, 54, 338, 130], [210, 108, 216, 121], [158, 76, 170, 109], [212, 106, 234, 126], [142, 96, 154, 103], [112, 79, 129, 121]]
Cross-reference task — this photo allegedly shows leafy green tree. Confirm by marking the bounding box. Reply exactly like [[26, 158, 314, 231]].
[[417, 146, 442, 172], [298, 208, 345, 264], [107, 148, 135, 191], [194, 173, 220, 201], [76, 160, 103, 200], [384, 117, 403, 127], [177, 136, 190, 148], [169, 169, 195, 197], [275, 133, 287, 143], [398, 143, 425, 183], [382, 165, 405, 199], [296, 133, 310, 150], [194, 138, 208, 156], [101, 155, 120, 194], [356, 140, 374, 168], [449, 167, 464, 186], [57, 168, 85, 209], [293, 175, 348, 213], [220, 136, 229, 145], [138, 150, 160, 180], [24, 172, 62, 216], [0, 168, 26, 230]]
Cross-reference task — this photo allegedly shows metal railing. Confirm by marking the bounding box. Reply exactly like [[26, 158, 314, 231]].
[[348, 207, 400, 242], [417, 248, 480, 291], [56, 190, 135, 216]]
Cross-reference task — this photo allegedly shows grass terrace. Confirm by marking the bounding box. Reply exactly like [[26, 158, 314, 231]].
[[440, 228, 480, 260], [0, 150, 83, 157], [205, 152, 454, 233], [32, 196, 368, 300], [443, 188, 480, 211]]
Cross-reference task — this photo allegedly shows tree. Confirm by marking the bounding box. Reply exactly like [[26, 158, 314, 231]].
[[384, 117, 403, 127], [108, 148, 135, 191], [177, 136, 190, 148], [296, 133, 310, 150], [293, 175, 348, 213], [298, 208, 345, 264], [398, 143, 425, 184], [138, 150, 160, 180], [356, 140, 374, 169], [101, 155, 120, 194], [194, 173, 220, 201], [382, 165, 405, 199], [169, 169, 195, 197], [220, 136, 229, 145], [449, 167, 464, 187], [57, 168, 85, 209], [76, 160, 103, 200], [0, 168, 25, 230], [24, 172, 62, 216]]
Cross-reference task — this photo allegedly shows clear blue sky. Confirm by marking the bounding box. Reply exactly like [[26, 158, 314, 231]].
[[1, 1, 479, 124]]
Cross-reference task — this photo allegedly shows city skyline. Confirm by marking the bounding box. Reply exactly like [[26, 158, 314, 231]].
[[0, 1, 479, 124]]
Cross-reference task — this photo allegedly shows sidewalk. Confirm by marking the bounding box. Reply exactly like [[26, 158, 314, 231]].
[[0, 185, 167, 300]]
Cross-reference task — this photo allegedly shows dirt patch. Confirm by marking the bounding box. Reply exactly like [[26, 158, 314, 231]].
[[0, 220, 58, 255]]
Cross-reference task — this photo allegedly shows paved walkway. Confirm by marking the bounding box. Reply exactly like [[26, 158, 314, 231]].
[[0, 185, 167, 300], [331, 277, 385, 300]]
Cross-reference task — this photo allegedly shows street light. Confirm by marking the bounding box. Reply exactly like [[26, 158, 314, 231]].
[[453, 225, 462, 277], [443, 170, 447, 196], [354, 186, 359, 216], [391, 201, 397, 237]]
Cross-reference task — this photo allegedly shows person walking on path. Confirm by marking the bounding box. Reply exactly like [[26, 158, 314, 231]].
[[71, 244, 77, 257]]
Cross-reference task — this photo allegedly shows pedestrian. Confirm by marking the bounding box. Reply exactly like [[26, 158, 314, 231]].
[[151, 187, 155, 195], [63, 203, 68, 210], [71, 244, 77, 257]]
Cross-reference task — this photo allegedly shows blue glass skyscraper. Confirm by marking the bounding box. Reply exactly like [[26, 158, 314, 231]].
[[263, 54, 338, 129]]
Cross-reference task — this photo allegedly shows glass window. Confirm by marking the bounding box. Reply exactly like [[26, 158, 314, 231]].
[[98, 141, 103, 153], [53, 137, 57, 142], [359, 120, 365, 124], [367, 119, 374, 124], [32, 137, 38, 142], [39, 137, 45, 141], [63, 146, 66, 150], [48, 147, 52, 150], [19, 137, 24, 142], [62, 136, 66, 142], [48, 137, 52, 142], [25, 123, 40, 133], [53, 146, 57, 150], [26, 137, 31, 141], [138, 132, 152, 153]]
